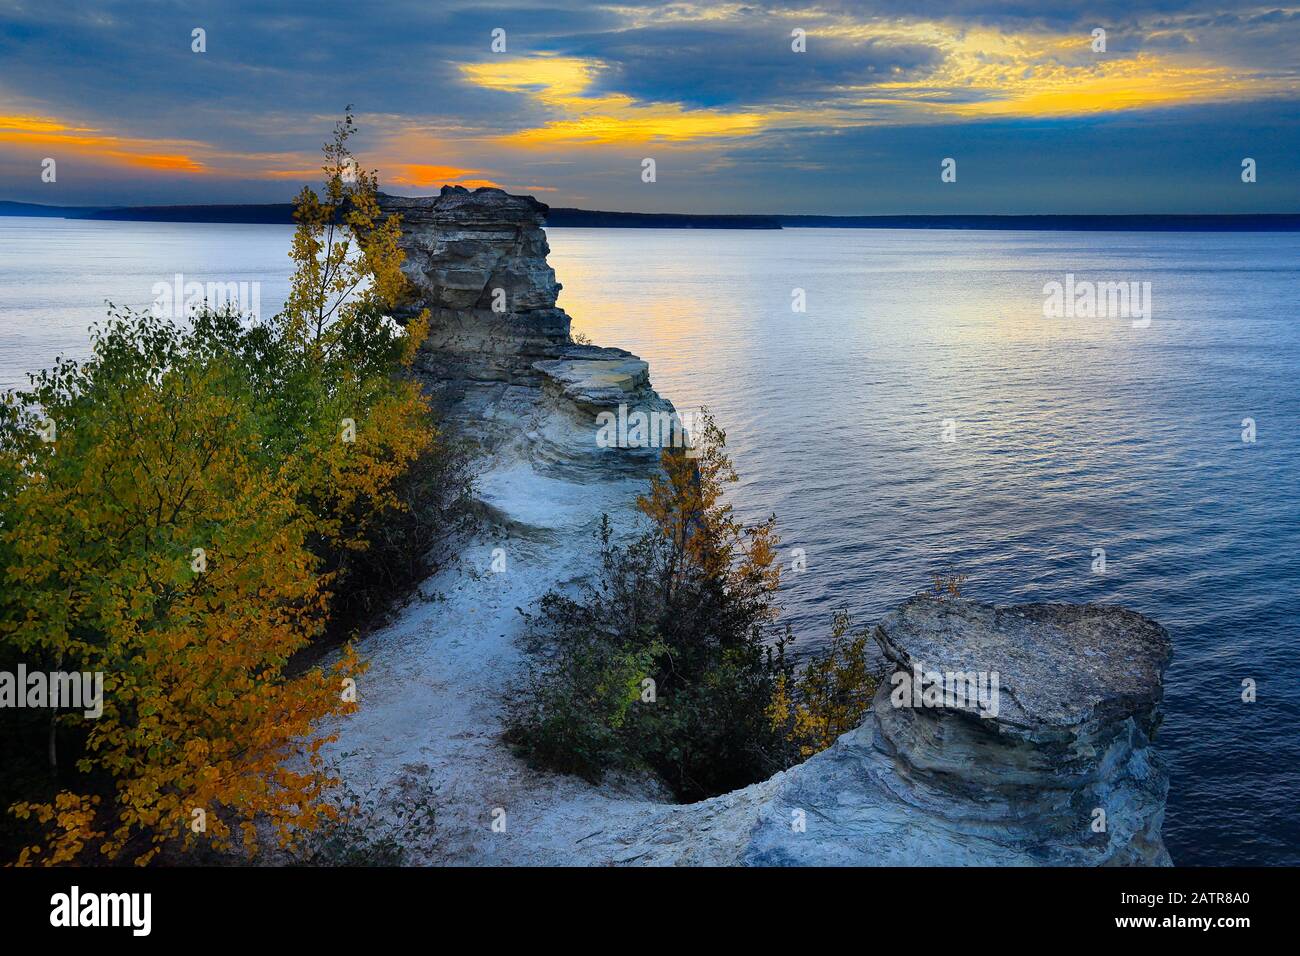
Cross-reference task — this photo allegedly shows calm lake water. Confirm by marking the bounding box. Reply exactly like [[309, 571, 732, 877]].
[[2, 217, 1298, 865]]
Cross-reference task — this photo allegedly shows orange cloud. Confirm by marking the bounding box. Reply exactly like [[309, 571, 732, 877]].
[[259, 167, 329, 180], [0, 114, 208, 174], [0, 114, 94, 134], [385, 163, 500, 189]]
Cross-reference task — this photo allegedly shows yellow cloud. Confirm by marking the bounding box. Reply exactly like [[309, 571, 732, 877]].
[[460, 56, 771, 147], [934, 56, 1290, 118], [455, 22, 1297, 152], [832, 23, 1297, 119], [504, 101, 768, 147], [462, 56, 600, 105]]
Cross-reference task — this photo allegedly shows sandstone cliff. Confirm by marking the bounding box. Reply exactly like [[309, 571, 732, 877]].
[[378, 186, 673, 480], [318, 186, 1174, 866]]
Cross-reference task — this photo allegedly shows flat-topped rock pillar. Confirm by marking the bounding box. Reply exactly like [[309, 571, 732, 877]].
[[377, 185, 676, 478]]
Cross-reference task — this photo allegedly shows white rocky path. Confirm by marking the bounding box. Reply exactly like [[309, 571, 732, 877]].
[[319, 457, 682, 866]]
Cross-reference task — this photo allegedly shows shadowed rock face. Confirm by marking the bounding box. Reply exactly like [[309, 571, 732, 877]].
[[856, 597, 1173, 865], [614, 595, 1174, 866], [378, 187, 569, 389], [378, 186, 674, 477]]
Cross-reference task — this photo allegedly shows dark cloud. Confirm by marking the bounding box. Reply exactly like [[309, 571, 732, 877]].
[[558, 22, 944, 107], [0, 1, 619, 149], [802, 0, 1257, 29]]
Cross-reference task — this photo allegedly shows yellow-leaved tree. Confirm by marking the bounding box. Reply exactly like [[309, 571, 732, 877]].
[[636, 410, 781, 613], [4, 350, 357, 864], [1, 110, 450, 865], [767, 611, 876, 758]]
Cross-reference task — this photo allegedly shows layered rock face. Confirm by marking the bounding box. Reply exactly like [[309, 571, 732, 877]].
[[619, 595, 1173, 866], [378, 186, 674, 477], [868, 597, 1171, 864], [379, 187, 569, 388]]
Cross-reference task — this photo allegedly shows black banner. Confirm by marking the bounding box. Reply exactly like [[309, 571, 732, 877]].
[[0, 865, 1272, 941]]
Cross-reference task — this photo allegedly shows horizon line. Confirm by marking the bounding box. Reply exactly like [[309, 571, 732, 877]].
[[4, 199, 1300, 231]]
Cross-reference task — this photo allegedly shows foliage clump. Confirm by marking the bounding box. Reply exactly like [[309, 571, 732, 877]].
[[507, 411, 878, 800], [286, 778, 438, 867], [926, 564, 967, 600], [0, 112, 468, 865], [767, 611, 877, 758]]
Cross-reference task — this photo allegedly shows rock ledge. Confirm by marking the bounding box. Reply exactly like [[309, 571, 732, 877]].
[[618, 595, 1173, 866]]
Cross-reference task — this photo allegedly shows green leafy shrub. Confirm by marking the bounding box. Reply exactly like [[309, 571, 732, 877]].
[[287, 779, 438, 867], [506, 412, 797, 800]]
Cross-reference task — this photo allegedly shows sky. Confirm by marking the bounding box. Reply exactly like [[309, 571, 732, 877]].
[[1, 1, 1298, 214]]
